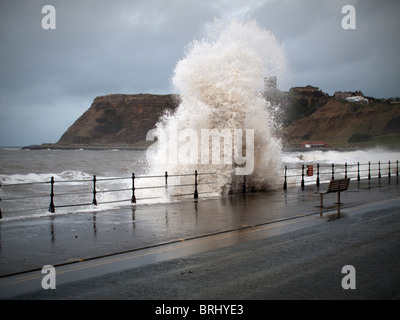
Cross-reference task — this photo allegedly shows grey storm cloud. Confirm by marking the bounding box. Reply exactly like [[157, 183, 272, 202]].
[[0, 0, 399, 146]]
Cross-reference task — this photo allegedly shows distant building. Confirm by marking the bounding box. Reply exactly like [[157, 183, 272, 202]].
[[301, 141, 328, 148], [290, 85, 320, 94], [264, 76, 277, 92], [346, 96, 369, 104], [334, 91, 353, 100], [334, 90, 368, 104]]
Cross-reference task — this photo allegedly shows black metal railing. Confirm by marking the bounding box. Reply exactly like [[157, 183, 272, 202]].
[[283, 160, 399, 190], [0, 171, 216, 219], [1, 160, 398, 219]]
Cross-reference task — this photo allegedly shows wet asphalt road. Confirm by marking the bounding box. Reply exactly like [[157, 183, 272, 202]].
[[1, 178, 400, 300], [6, 196, 400, 300], [1, 178, 399, 276]]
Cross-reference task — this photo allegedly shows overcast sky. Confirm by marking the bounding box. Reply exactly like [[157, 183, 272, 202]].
[[1, 0, 399, 146]]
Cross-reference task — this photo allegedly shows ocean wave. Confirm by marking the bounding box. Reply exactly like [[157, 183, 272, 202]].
[[0, 170, 93, 185], [282, 148, 400, 166]]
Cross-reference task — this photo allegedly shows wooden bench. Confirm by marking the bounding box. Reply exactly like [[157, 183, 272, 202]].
[[316, 178, 350, 207]]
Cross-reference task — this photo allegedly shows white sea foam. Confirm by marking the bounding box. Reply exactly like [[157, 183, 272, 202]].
[[147, 19, 286, 195], [0, 170, 93, 185], [283, 148, 400, 166]]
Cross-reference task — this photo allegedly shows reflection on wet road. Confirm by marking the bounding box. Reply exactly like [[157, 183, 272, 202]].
[[0, 177, 399, 298]]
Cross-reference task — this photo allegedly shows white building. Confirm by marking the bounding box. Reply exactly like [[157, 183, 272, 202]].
[[346, 96, 369, 104]]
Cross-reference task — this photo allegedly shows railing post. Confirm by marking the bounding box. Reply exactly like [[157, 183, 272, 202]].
[[331, 163, 335, 180], [378, 161, 381, 179], [397, 160, 399, 176], [357, 162, 360, 181], [242, 175, 246, 193], [283, 166, 287, 190], [368, 161, 371, 180], [301, 164, 305, 190], [49, 176, 55, 213], [388, 161, 391, 179], [0, 180, 2, 219], [345, 162, 347, 179], [92, 175, 97, 206], [194, 170, 199, 199], [316, 163, 320, 187], [165, 171, 168, 193], [131, 173, 136, 203]]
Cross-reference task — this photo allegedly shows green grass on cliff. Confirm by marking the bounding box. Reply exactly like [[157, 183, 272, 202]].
[[344, 133, 400, 150]]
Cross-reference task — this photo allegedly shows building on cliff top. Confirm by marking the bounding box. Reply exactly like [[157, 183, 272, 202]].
[[264, 76, 277, 92], [301, 141, 328, 148], [334, 90, 368, 104], [289, 85, 329, 99], [290, 85, 320, 93]]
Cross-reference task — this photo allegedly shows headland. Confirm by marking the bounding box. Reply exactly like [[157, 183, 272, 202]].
[[23, 84, 400, 151]]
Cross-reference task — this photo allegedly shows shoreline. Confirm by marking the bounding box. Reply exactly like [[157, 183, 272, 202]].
[[20, 143, 150, 151], [19, 143, 400, 152]]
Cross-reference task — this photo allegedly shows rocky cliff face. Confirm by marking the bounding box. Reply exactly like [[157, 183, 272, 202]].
[[57, 94, 180, 146], [284, 99, 400, 147], [49, 90, 399, 150]]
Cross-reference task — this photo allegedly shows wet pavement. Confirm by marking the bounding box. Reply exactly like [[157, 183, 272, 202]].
[[0, 176, 399, 299], [1, 176, 399, 275]]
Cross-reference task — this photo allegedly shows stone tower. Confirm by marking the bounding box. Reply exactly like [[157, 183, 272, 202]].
[[264, 76, 277, 93]]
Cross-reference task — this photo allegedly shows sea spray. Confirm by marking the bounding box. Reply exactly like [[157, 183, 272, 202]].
[[146, 20, 286, 196]]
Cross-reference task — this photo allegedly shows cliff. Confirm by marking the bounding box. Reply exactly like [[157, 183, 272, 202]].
[[284, 99, 400, 148], [25, 88, 400, 151], [57, 94, 180, 147]]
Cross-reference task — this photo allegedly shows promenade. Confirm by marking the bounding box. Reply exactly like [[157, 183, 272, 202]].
[[0, 176, 399, 299]]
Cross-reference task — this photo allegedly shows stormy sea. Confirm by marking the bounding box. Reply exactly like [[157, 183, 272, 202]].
[[1, 147, 399, 221]]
